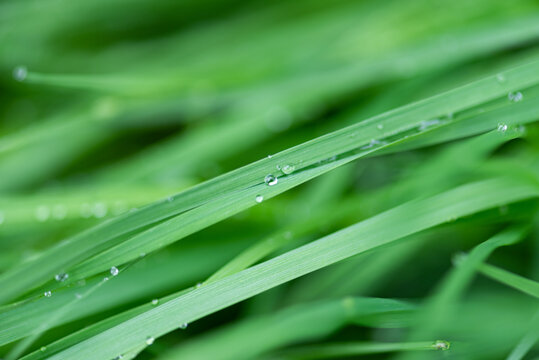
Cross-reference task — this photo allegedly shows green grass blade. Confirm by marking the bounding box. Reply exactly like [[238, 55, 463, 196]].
[[478, 263, 539, 298], [32, 176, 539, 360]]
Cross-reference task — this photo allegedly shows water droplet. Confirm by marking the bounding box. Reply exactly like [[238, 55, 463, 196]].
[[360, 139, 385, 150], [146, 336, 155, 345], [267, 154, 273, 159], [44, 291, 52, 297], [151, 299, 159, 305], [496, 73, 506, 83], [13, 66, 27, 81], [281, 164, 295, 175], [52, 204, 68, 220], [40, 346, 47, 352], [180, 323, 188, 329], [418, 118, 441, 131], [508, 91, 523, 102], [166, 196, 174, 203], [376, 124, 384, 130], [54, 273, 69, 282], [497, 123, 508, 133], [103, 277, 109, 281], [264, 174, 278, 186], [255, 195, 264, 203], [93, 202, 107, 218], [432, 340, 450, 350], [35, 205, 50, 222], [139, 252, 146, 258], [196, 282, 202, 288], [75, 293, 82, 299], [110, 267, 119, 276], [451, 252, 466, 267], [113, 356, 123, 360]]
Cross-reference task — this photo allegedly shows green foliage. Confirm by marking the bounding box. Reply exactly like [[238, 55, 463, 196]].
[[1, 0, 538, 359]]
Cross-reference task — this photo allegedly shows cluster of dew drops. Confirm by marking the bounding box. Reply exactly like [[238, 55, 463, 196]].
[[254, 159, 296, 204], [0, 200, 132, 231]]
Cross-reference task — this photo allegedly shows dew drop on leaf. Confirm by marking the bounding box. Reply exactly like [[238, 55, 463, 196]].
[[35, 205, 50, 222], [508, 91, 523, 102], [13, 66, 27, 81], [281, 164, 295, 175], [110, 266, 119, 276], [54, 273, 68, 282], [255, 195, 264, 203], [264, 174, 278, 186]]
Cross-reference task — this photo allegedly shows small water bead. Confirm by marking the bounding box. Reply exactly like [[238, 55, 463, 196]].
[[196, 282, 202, 288], [432, 340, 450, 351], [35, 205, 50, 222], [496, 73, 506, 83], [103, 277, 109, 281], [377, 124, 384, 130], [451, 252, 467, 266], [93, 202, 108, 218], [75, 293, 82, 299], [40, 346, 47, 352], [360, 139, 384, 150], [13, 66, 27, 81], [281, 164, 295, 175], [497, 123, 508, 133], [264, 174, 278, 186], [54, 273, 69, 282], [267, 154, 273, 159], [180, 323, 188, 329], [145, 336, 155, 345], [255, 195, 264, 203], [44, 291, 52, 297], [113, 356, 123, 360], [418, 118, 441, 131], [151, 299, 159, 305], [508, 91, 523, 102], [110, 266, 119, 276]]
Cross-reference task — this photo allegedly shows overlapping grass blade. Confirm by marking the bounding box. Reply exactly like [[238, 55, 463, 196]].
[[158, 297, 415, 360], [478, 262, 539, 298], [1, 60, 537, 304], [24, 175, 538, 360]]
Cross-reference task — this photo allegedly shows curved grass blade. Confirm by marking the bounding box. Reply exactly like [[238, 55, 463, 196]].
[[270, 341, 448, 360], [158, 297, 415, 360], [478, 262, 539, 298], [32, 176, 539, 360], [1, 60, 538, 304]]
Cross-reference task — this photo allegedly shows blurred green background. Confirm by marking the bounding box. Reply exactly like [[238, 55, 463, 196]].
[[1, 0, 538, 359]]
